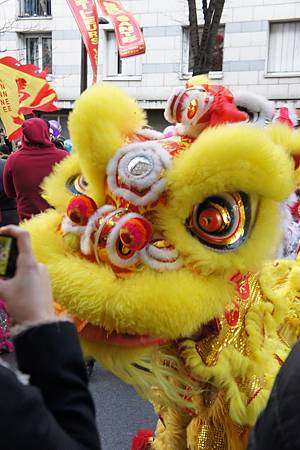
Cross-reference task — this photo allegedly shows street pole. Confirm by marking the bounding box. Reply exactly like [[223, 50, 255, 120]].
[[80, 39, 88, 93], [80, 16, 109, 94]]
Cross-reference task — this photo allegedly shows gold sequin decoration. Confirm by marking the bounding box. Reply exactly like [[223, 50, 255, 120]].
[[197, 423, 227, 450], [237, 374, 264, 405], [196, 274, 263, 366]]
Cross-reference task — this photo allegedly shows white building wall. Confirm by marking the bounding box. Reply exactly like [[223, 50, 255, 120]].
[[0, 0, 299, 118]]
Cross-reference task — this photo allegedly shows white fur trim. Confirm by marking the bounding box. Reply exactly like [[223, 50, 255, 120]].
[[11, 317, 71, 337], [80, 205, 115, 255], [92, 208, 125, 265], [103, 212, 142, 268], [136, 128, 165, 140], [61, 215, 86, 235], [118, 151, 160, 191], [146, 244, 179, 261], [164, 86, 185, 123], [0, 357, 30, 385], [174, 123, 186, 136], [277, 194, 300, 259], [107, 142, 171, 206], [179, 89, 214, 127], [140, 246, 183, 271], [233, 90, 275, 127], [110, 178, 168, 207]]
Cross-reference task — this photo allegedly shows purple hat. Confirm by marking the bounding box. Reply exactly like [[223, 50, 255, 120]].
[[49, 120, 62, 139]]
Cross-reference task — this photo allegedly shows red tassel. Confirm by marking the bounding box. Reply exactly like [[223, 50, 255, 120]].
[[131, 429, 153, 450]]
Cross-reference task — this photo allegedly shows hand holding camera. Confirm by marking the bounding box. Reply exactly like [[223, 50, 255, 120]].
[[0, 226, 55, 324]]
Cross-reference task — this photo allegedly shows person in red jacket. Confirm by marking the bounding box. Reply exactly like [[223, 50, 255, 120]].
[[3, 118, 68, 221]]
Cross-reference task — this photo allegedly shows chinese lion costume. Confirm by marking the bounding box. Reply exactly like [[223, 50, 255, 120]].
[[23, 77, 300, 450]]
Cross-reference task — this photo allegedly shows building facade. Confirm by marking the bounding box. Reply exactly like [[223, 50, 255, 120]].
[[0, 0, 300, 135]]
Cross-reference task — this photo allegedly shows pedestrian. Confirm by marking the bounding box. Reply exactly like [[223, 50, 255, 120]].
[[0, 225, 101, 450], [0, 128, 13, 156], [247, 340, 300, 450], [48, 119, 66, 149], [3, 118, 68, 221], [0, 158, 18, 227], [0, 137, 18, 226]]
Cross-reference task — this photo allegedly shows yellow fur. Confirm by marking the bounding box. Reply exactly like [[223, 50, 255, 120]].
[[187, 75, 210, 86], [266, 123, 300, 156], [160, 125, 294, 275], [23, 210, 233, 338], [22, 84, 300, 450], [68, 84, 146, 203], [41, 153, 80, 211]]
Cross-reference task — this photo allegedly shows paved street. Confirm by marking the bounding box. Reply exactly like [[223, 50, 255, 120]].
[[3, 352, 157, 450], [89, 362, 157, 450]]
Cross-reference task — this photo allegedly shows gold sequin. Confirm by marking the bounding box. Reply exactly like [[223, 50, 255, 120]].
[[196, 274, 263, 366], [237, 375, 264, 405], [197, 423, 227, 450]]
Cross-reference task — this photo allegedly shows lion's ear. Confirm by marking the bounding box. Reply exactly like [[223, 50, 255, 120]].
[[266, 124, 300, 167], [68, 84, 146, 204]]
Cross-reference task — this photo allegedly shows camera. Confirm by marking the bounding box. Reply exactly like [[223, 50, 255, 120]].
[[0, 236, 18, 278]]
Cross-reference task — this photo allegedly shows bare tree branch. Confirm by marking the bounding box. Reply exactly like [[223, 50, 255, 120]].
[[188, 0, 200, 74], [202, 0, 208, 19], [187, 0, 225, 75]]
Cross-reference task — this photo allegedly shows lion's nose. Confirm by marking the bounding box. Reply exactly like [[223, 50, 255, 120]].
[[119, 217, 152, 251]]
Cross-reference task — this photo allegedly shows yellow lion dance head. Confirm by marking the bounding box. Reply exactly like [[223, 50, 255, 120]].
[[24, 83, 300, 450]]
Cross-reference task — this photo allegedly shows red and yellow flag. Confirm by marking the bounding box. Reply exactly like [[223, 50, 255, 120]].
[[98, 0, 146, 58], [66, 0, 99, 83], [0, 57, 58, 140]]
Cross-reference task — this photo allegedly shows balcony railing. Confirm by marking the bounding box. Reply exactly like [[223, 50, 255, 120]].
[[19, 0, 51, 17]]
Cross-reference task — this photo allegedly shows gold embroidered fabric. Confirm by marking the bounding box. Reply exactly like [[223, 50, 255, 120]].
[[197, 423, 227, 450], [196, 275, 262, 366]]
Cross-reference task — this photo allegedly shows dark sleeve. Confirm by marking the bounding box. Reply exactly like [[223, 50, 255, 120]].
[[3, 156, 16, 198], [11, 321, 101, 450], [247, 341, 300, 450], [4, 137, 13, 152], [0, 159, 5, 200]]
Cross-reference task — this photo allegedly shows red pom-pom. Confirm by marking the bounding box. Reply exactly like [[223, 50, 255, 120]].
[[131, 429, 153, 450], [120, 217, 152, 251], [67, 195, 97, 225]]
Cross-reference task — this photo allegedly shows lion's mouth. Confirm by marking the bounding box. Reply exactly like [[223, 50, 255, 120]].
[[77, 321, 169, 348], [76, 318, 220, 348], [54, 303, 168, 348]]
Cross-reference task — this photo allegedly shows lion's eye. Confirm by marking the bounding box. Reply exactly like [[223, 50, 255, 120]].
[[66, 175, 88, 196], [186, 192, 251, 251]]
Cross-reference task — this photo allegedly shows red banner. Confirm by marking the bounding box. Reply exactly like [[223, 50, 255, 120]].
[[98, 0, 145, 58], [0, 57, 58, 140], [67, 0, 99, 83]]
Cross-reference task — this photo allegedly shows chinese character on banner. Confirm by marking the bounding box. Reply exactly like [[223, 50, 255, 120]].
[[98, 0, 146, 58], [0, 57, 58, 140], [66, 0, 99, 83]]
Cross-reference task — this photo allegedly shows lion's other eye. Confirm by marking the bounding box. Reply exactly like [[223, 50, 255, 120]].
[[186, 192, 251, 251], [66, 175, 88, 196]]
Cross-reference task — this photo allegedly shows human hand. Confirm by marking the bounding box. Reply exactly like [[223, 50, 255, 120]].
[[0, 226, 55, 324]]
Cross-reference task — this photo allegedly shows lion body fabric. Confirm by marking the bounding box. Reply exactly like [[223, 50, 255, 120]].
[[23, 82, 300, 450]]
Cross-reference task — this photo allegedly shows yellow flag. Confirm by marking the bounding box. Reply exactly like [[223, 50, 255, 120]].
[[0, 57, 58, 139]]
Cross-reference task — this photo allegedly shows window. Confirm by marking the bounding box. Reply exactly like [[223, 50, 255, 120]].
[[19, 0, 51, 17], [24, 34, 52, 73], [267, 21, 300, 75], [104, 30, 142, 79], [182, 25, 224, 76]]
